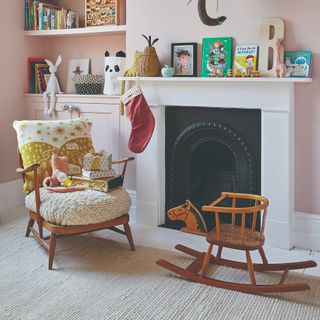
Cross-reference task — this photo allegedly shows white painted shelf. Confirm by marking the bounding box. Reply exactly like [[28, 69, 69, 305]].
[[24, 25, 126, 37], [119, 76, 312, 83]]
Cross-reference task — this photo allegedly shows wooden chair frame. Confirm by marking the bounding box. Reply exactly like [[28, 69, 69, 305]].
[[157, 192, 317, 294], [17, 152, 135, 270]]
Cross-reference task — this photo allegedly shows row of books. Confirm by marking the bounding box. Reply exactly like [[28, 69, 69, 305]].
[[25, 1, 79, 31], [201, 38, 312, 78]]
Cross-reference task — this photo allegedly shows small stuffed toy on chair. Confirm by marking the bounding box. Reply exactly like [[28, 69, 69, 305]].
[[43, 155, 80, 192]]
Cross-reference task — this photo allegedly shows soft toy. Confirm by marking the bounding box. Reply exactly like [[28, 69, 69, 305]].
[[120, 51, 143, 115], [43, 55, 62, 116], [43, 155, 71, 188], [103, 50, 126, 96]]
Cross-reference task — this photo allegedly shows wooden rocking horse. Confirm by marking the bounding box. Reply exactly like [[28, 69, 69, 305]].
[[157, 192, 317, 294]]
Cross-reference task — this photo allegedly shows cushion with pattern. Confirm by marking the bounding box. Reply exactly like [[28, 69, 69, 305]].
[[13, 118, 95, 194]]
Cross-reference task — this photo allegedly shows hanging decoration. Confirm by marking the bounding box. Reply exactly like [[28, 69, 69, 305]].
[[187, 0, 227, 26]]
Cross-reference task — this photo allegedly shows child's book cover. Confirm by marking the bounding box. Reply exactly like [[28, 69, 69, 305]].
[[233, 45, 258, 76], [202, 37, 233, 77], [284, 51, 312, 78]]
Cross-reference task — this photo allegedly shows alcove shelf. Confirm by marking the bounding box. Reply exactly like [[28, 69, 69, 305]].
[[24, 25, 126, 37]]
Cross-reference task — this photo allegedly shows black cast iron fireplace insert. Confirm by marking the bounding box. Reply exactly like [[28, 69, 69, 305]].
[[165, 106, 261, 230]]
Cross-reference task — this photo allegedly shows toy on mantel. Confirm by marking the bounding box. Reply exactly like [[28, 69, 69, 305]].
[[139, 35, 161, 77], [43, 55, 62, 116], [274, 37, 287, 78]]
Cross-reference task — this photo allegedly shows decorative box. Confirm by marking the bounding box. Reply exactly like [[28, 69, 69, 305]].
[[82, 169, 116, 180], [83, 150, 112, 172], [73, 74, 104, 95], [72, 175, 124, 193]]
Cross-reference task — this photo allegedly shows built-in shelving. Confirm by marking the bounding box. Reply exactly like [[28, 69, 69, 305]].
[[24, 25, 126, 37]]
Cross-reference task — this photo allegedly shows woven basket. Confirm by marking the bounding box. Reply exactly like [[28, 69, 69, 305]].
[[74, 74, 104, 95], [139, 47, 161, 77]]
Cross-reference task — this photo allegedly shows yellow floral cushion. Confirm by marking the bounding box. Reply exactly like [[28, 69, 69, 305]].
[[13, 118, 95, 194]]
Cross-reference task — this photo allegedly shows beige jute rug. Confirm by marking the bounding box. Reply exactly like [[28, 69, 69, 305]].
[[1, 218, 320, 320]]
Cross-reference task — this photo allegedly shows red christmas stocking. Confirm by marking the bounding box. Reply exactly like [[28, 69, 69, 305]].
[[121, 85, 155, 153]]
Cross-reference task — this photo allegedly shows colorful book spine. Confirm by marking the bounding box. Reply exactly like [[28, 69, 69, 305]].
[[24, 1, 79, 31]]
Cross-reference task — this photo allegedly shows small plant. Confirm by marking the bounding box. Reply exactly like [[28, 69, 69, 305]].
[[142, 35, 159, 47]]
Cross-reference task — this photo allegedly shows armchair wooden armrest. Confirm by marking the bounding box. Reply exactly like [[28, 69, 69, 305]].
[[112, 157, 135, 177], [16, 163, 41, 214], [16, 163, 40, 174]]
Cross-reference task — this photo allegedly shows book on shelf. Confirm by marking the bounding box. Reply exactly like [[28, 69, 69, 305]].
[[25, 0, 79, 31], [202, 37, 233, 77], [233, 45, 259, 76], [284, 51, 312, 78]]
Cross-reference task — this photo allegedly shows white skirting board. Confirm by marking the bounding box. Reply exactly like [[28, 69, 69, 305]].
[[0, 179, 26, 224], [127, 190, 136, 223], [294, 211, 320, 251]]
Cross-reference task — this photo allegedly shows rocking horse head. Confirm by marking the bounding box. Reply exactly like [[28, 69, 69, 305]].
[[167, 203, 190, 222], [167, 200, 208, 235], [187, 0, 227, 26]]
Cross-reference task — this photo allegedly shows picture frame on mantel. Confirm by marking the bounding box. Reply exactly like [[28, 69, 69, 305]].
[[85, 0, 120, 27], [171, 43, 198, 77]]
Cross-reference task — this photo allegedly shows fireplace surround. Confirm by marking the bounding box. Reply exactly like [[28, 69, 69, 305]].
[[121, 77, 311, 249]]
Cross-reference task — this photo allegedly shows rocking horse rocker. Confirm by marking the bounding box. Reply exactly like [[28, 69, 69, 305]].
[[157, 192, 317, 294]]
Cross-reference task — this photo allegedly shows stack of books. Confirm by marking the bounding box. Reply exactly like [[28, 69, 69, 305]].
[[25, 1, 79, 31]]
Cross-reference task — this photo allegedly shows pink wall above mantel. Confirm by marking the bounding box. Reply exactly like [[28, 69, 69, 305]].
[[126, 0, 320, 215]]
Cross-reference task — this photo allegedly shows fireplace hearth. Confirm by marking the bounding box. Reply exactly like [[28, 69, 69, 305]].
[[165, 107, 261, 230]]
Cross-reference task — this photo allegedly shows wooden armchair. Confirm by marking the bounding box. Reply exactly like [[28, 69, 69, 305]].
[[157, 192, 317, 294], [17, 153, 135, 270]]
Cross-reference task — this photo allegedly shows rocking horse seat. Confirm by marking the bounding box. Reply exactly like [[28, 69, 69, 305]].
[[206, 224, 265, 250], [25, 187, 131, 226]]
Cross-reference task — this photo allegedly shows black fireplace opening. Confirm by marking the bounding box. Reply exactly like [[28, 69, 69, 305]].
[[165, 106, 261, 231]]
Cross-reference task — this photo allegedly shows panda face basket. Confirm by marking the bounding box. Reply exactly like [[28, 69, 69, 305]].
[[73, 75, 104, 95]]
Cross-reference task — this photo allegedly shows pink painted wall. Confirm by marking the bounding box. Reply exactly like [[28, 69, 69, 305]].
[[0, 0, 47, 183], [126, 0, 320, 214], [1, 0, 319, 214]]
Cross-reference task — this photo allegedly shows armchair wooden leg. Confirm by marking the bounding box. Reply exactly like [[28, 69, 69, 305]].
[[48, 233, 57, 270], [38, 221, 44, 239], [25, 218, 35, 237], [124, 223, 135, 251]]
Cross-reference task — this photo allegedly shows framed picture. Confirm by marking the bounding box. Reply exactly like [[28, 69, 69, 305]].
[[66, 59, 90, 94], [85, 0, 120, 27], [27, 58, 49, 94], [171, 43, 197, 77]]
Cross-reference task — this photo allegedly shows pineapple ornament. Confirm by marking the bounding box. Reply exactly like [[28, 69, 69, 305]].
[[139, 35, 161, 77]]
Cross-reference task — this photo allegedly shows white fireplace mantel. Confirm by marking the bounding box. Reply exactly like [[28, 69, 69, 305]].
[[121, 77, 312, 249]]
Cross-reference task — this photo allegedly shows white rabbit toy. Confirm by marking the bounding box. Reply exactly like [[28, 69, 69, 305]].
[[43, 55, 62, 115]]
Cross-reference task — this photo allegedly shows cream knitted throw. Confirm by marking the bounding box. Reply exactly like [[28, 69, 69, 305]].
[[25, 187, 131, 226]]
